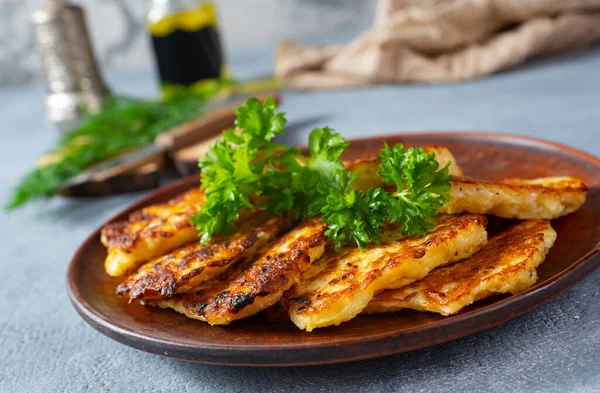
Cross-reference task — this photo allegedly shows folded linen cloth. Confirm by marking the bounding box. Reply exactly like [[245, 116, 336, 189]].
[[276, 0, 600, 89]]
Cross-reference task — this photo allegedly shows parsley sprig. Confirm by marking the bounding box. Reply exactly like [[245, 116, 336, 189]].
[[378, 143, 453, 237], [191, 97, 452, 249], [191, 96, 294, 242]]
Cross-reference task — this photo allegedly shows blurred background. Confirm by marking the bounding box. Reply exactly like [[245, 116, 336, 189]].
[[2, 0, 599, 208], [0, 0, 376, 88]]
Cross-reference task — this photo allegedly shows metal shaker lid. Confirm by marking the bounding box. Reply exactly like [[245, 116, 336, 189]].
[[31, 0, 110, 131]]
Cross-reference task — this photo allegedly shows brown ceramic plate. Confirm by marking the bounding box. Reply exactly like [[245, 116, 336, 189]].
[[67, 132, 600, 367]]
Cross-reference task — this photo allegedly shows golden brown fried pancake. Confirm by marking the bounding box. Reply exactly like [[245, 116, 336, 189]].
[[345, 149, 586, 220], [441, 177, 586, 219], [154, 218, 328, 325], [116, 213, 289, 301], [365, 220, 557, 316], [288, 214, 488, 331], [101, 189, 206, 276]]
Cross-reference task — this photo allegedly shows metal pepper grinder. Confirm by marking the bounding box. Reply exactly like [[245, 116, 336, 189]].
[[31, 0, 110, 132]]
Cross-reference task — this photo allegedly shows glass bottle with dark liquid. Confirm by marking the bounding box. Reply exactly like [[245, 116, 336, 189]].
[[147, 0, 225, 97]]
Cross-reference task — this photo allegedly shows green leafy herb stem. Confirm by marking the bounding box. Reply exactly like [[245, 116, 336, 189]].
[[6, 81, 230, 210], [192, 97, 453, 249]]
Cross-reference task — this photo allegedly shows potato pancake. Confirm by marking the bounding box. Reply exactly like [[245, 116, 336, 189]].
[[101, 188, 206, 277], [287, 214, 488, 331], [154, 218, 328, 325], [441, 176, 587, 219], [346, 146, 463, 191], [345, 148, 586, 220], [116, 213, 289, 302], [365, 220, 557, 316]]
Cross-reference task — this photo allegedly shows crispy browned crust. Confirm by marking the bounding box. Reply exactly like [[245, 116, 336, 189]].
[[442, 177, 587, 219], [116, 214, 289, 301], [287, 214, 488, 331], [155, 218, 328, 325], [101, 188, 205, 250], [366, 220, 557, 315]]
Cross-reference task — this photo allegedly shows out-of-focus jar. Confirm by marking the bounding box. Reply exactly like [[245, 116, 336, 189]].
[[147, 0, 226, 98]]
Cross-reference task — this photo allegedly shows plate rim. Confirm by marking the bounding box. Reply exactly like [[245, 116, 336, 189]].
[[66, 131, 600, 366]]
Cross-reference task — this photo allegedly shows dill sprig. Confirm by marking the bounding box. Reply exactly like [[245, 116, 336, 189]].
[[6, 81, 229, 210]]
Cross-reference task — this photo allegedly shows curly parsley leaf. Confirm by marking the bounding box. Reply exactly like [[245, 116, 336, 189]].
[[307, 126, 348, 177], [378, 143, 453, 236], [234, 96, 287, 142], [191, 97, 292, 242], [266, 126, 391, 250], [319, 176, 392, 250]]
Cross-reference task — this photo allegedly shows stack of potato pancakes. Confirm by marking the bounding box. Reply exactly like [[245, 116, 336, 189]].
[[101, 147, 587, 331]]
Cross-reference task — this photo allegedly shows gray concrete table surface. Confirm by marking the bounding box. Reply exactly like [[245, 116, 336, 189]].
[[1, 45, 600, 393]]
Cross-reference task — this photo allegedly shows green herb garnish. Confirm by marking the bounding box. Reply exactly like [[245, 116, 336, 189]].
[[377, 143, 453, 236], [192, 97, 453, 249], [190, 96, 293, 242], [5, 81, 230, 210]]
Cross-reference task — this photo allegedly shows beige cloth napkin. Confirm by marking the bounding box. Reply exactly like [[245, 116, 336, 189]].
[[276, 0, 600, 89]]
